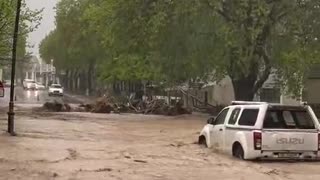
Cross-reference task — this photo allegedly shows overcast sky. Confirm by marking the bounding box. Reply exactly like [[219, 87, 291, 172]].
[[26, 0, 58, 57]]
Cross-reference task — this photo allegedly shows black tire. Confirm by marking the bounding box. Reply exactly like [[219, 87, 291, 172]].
[[233, 144, 244, 160], [198, 136, 207, 147]]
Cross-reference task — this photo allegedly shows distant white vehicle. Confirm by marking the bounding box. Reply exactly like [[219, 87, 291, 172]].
[[23, 79, 36, 90], [36, 83, 46, 90], [48, 84, 63, 96], [199, 101, 320, 160]]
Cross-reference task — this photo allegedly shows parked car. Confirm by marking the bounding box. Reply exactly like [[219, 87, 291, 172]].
[[23, 79, 36, 90], [48, 84, 63, 96], [198, 101, 320, 160], [36, 83, 46, 90]]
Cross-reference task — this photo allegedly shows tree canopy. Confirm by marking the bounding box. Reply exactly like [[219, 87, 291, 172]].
[[0, 0, 42, 67], [40, 0, 320, 100]]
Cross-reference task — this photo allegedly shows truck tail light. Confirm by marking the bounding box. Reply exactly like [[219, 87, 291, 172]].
[[254, 132, 262, 150]]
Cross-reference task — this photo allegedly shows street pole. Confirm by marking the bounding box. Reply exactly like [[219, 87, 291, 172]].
[[8, 0, 22, 136]]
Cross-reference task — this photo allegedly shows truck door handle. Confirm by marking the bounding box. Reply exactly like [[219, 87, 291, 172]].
[[219, 129, 223, 131]]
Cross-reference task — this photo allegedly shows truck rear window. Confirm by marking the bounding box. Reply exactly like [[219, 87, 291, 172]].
[[263, 109, 315, 129], [238, 109, 259, 126]]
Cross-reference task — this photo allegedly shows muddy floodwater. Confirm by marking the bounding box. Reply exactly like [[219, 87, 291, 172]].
[[0, 110, 320, 180]]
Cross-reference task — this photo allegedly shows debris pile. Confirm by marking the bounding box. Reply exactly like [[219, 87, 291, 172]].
[[144, 99, 168, 114], [40, 94, 191, 116], [143, 99, 191, 116], [42, 101, 72, 112], [78, 104, 94, 112], [82, 95, 191, 116], [91, 96, 115, 113]]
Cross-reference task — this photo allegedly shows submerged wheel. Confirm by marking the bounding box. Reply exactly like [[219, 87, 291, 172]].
[[198, 136, 207, 147], [233, 143, 244, 160]]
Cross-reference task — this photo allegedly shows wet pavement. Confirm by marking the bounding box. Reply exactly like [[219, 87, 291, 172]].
[[0, 87, 82, 108]]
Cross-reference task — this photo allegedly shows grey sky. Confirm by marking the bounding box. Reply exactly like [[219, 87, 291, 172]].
[[26, 0, 58, 57]]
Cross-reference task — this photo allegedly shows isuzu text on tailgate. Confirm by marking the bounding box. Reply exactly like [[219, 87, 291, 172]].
[[198, 101, 320, 160], [276, 137, 304, 145]]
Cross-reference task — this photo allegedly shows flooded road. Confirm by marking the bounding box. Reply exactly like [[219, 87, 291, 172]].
[[0, 87, 83, 108], [0, 111, 320, 180], [0, 87, 320, 180]]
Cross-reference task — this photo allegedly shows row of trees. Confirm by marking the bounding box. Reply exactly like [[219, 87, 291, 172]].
[[0, 0, 42, 79], [40, 0, 320, 100]]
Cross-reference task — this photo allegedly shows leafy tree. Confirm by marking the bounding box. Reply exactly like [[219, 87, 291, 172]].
[[40, 0, 320, 100], [206, 0, 320, 100], [40, 0, 105, 93], [0, 0, 42, 65], [99, 0, 320, 100]]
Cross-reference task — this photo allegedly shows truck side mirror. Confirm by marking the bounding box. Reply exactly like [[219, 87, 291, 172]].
[[207, 117, 215, 124]]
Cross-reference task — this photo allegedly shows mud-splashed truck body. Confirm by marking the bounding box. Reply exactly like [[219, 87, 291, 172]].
[[199, 101, 320, 160]]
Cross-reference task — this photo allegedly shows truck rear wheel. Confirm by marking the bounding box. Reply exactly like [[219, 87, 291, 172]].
[[233, 143, 244, 160]]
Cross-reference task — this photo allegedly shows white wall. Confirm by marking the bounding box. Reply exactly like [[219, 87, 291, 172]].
[[280, 95, 300, 105], [305, 79, 320, 104], [211, 77, 235, 105], [204, 76, 300, 105], [200, 77, 235, 106]]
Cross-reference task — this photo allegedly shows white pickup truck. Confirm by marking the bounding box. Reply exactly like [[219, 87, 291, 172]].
[[199, 101, 320, 160]]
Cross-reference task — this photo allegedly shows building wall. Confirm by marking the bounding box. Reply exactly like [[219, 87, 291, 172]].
[[304, 79, 320, 104], [211, 75, 301, 105], [211, 77, 235, 105], [193, 75, 300, 106], [281, 95, 301, 105], [200, 77, 235, 106], [182, 72, 306, 108]]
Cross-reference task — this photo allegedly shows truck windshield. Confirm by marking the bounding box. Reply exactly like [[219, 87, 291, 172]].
[[263, 109, 315, 129]]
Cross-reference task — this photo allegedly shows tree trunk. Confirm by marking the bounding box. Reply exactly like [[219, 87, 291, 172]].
[[64, 70, 69, 89], [92, 65, 97, 96], [77, 72, 81, 94], [70, 70, 74, 92], [68, 70, 73, 91], [232, 78, 256, 101], [71, 69, 77, 92], [81, 70, 87, 95], [75, 70, 79, 93], [87, 64, 94, 96]]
